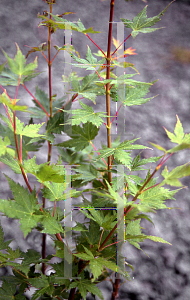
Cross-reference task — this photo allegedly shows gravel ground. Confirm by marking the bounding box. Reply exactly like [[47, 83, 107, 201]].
[[0, 0, 190, 299]]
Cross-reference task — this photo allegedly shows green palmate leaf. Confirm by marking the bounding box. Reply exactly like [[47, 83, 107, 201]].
[[58, 147, 86, 165], [0, 178, 63, 237], [0, 153, 21, 174], [56, 122, 99, 151], [46, 103, 72, 137], [17, 249, 42, 276], [146, 235, 172, 245], [131, 153, 163, 171], [0, 176, 41, 237], [0, 136, 15, 157], [0, 68, 41, 86], [0, 118, 45, 160], [62, 99, 108, 127], [164, 115, 190, 148], [81, 207, 117, 230], [23, 156, 66, 183], [125, 219, 171, 255], [148, 142, 167, 153], [69, 279, 104, 300], [73, 222, 88, 232], [74, 245, 126, 282], [109, 77, 157, 106], [71, 45, 101, 71], [68, 72, 101, 104], [42, 181, 66, 202], [40, 213, 64, 234], [125, 219, 150, 254], [104, 179, 127, 208], [28, 86, 69, 119], [0, 92, 28, 112], [0, 279, 19, 300], [21, 123, 45, 138], [151, 116, 190, 154], [1, 106, 45, 138], [29, 274, 54, 300], [72, 163, 99, 184], [43, 13, 101, 34], [94, 138, 150, 168], [28, 86, 50, 118], [95, 73, 137, 86], [161, 163, 190, 187], [121, 2, 174, 38], [41, 162, 79, 201], [89, 257, 127, 282], [119, 82, 156, 106], [0, 43, 40, 85], [138, 184, 181, 210], [164, 114, 185, 144]]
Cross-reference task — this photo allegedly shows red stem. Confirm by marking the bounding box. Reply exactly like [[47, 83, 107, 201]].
[[55, 93, 78, 115], [111, 103, 122, 124], [0, 84, 13, 102], [14, 75, 21, 104], [90, 141, 108, 166], [20, 135, 22, 164], [41, 51, 48, 63], [13, 111, 33, 193], [51, 50, 60, 64], [22, 84, 50, 117], [95, 69, 106, 91], [3, 104, 14, 128], [85, 33, 107, 58], [111, 33, 132, 58], [53, 199, 57, 217]]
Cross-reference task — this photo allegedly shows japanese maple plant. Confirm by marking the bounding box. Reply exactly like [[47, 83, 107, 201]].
[[0, 0, 189, 299]]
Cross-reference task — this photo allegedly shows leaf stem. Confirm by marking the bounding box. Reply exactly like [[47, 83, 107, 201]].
[[20, 135, 22, 164], [51, 50, 61, 64], [22, 84, 50, 117], [98, 228, 104, 249], [111, 103, 123, 125], [53, 199, 57, 217], [3, 103, 14, 129], [41, 51, 49, 63], [90, 141, 108, 166], [85, 33, 107, 58], [111, 33, 132, 58], [100, 239, 124, 251], [14, 75, 21, 105], [95, 69, 106, 91], [0, 84, 13, 103], [55, 93, 78, 115], [13, 110, 33, 193]]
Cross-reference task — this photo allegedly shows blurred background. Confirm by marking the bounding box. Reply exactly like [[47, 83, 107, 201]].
[[0, 0, 190, 299]]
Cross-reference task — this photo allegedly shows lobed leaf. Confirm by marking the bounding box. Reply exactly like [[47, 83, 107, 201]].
[[121, 2, 174, 38], [62, 99, 108, 127], [23, 156, 66, 183], [1, 43, 39, 84], [56, 122, 99, 151], [161, 163, 190, 187], [0, 176, 41, 237], [69, 279, 104, 300]]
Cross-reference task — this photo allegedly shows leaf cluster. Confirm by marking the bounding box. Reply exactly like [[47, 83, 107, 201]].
[[0, 1, 189, 300]]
